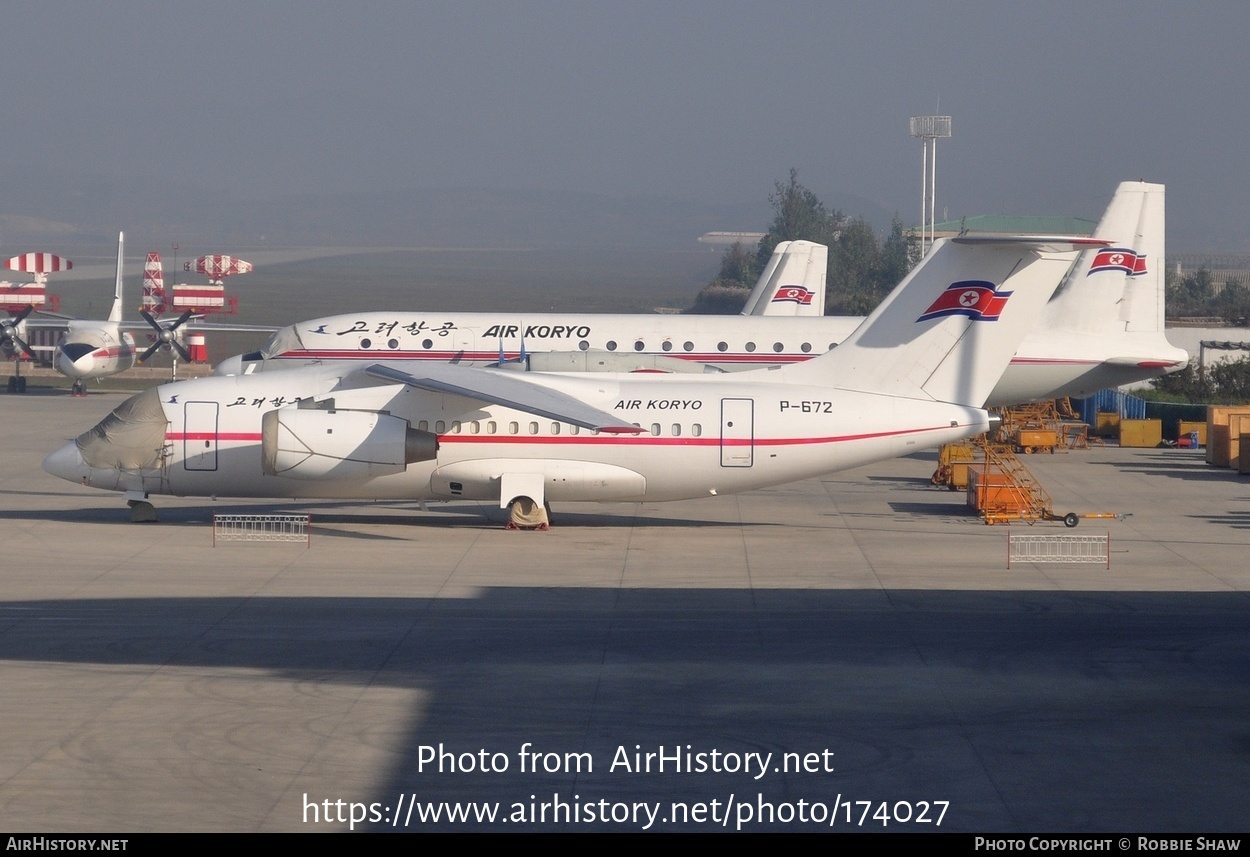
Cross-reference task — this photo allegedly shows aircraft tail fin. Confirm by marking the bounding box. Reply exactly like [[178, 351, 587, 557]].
[[107, 232, 124, 324], [786, 236, 1099, 406], [740, 240, 827, 317], [1044, 181, 1166, 336], [1111, 181, 1165, 336]]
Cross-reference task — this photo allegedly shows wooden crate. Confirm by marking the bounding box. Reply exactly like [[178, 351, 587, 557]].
[[1207, 406, 1250, 464], [1094, 412, 1121, 438]]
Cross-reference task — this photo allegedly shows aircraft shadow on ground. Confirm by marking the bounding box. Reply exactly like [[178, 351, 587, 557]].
[[1186, 511, 1250, 530], [2, 589, 1248, 831], [0, 502, 757, 531]]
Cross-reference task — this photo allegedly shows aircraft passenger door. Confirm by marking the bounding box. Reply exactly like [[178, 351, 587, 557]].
[[183, 401, 219, 471], [449, 324, 474, 363], [720, 398, 754, 467]]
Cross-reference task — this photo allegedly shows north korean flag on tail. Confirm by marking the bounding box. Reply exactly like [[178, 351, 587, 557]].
[[1087, 247, 1148, 277], [917, 280, 1011, 323], [770, 286, 815, 306]]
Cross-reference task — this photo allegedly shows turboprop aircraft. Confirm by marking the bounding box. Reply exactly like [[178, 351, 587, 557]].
[[52, 233, 143, 396], [2, 233, 201, 395], [216, 182, 1185, 405], [4, 233, 274, 395], [44, 233, 1101, 522]]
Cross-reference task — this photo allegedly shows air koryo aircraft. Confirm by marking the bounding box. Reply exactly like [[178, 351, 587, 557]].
[[44, 232, 1100, 522], [217, 181, 1185, 406]]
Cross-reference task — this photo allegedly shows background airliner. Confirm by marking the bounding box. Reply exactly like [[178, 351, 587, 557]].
[[216, 182, 1186, 406]]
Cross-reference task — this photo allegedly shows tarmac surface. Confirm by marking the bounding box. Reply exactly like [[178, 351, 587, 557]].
[[2, 388, 1248, 832]]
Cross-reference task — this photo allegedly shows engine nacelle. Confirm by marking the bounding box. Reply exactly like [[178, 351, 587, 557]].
[[261, 408, 437, 480]]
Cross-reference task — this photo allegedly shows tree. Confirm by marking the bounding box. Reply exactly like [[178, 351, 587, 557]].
[[688, 170, 918, 315], [825, 218, 883, 315], [691, 169, 845, 314], [689, 242, 758, 314], [1149, 356, 1250, 404], [1166, 267, 1217, 318], [879, 216, 914, 289], [755, 168, 844, 270], [1214, 281, 1250, 325]]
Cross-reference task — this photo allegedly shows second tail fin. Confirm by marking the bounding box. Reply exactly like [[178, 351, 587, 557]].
[[741, 240, 828, 317]]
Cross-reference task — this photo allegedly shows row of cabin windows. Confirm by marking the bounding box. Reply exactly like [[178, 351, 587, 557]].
[[359, 337, 832, 354], [418, 419, 704, 438], [587, 340, 828, 354]]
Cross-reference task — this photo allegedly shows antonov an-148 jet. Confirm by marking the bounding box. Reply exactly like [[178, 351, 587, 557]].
[[216, 181, 1186, 406], [44, 231, 1101, 522]]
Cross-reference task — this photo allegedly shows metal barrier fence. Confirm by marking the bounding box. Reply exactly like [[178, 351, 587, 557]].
[[1007, 532, 1110, 569], [213, 514, 311, 546]]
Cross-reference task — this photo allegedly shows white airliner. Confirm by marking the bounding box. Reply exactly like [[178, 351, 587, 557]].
[[44, 233, 1098, 522], [216, 182, 1186, 406]]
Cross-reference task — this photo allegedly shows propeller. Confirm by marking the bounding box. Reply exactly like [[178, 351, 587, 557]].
[[137, 309, 194, 363], [0, 306, 35, 358]]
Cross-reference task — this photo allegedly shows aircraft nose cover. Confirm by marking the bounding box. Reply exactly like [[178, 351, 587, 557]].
[[74, 387, 169, 470], [41, 442, 88, 482]]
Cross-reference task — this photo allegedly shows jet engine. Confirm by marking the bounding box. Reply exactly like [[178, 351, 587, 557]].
[[261, 408, 437, 479]]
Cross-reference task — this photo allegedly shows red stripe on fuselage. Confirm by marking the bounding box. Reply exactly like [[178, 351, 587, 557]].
[[163, 422, 974, 447], [274, 349, 1046, 367]]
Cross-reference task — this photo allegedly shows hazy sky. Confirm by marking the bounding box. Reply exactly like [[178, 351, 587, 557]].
[[3, 0, 1247, 251]]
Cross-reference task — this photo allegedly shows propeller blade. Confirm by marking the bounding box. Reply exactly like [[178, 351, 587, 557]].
[[138, 341, 163, 363], [2, 306, 36, 357], [170, 339, 192, 362], [139, 309, 164, 333]]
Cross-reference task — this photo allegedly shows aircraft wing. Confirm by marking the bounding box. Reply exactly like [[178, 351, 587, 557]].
[[359, 362, 644, 434], [6, 313, 73, 327], [2, 316, 277, 334]]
